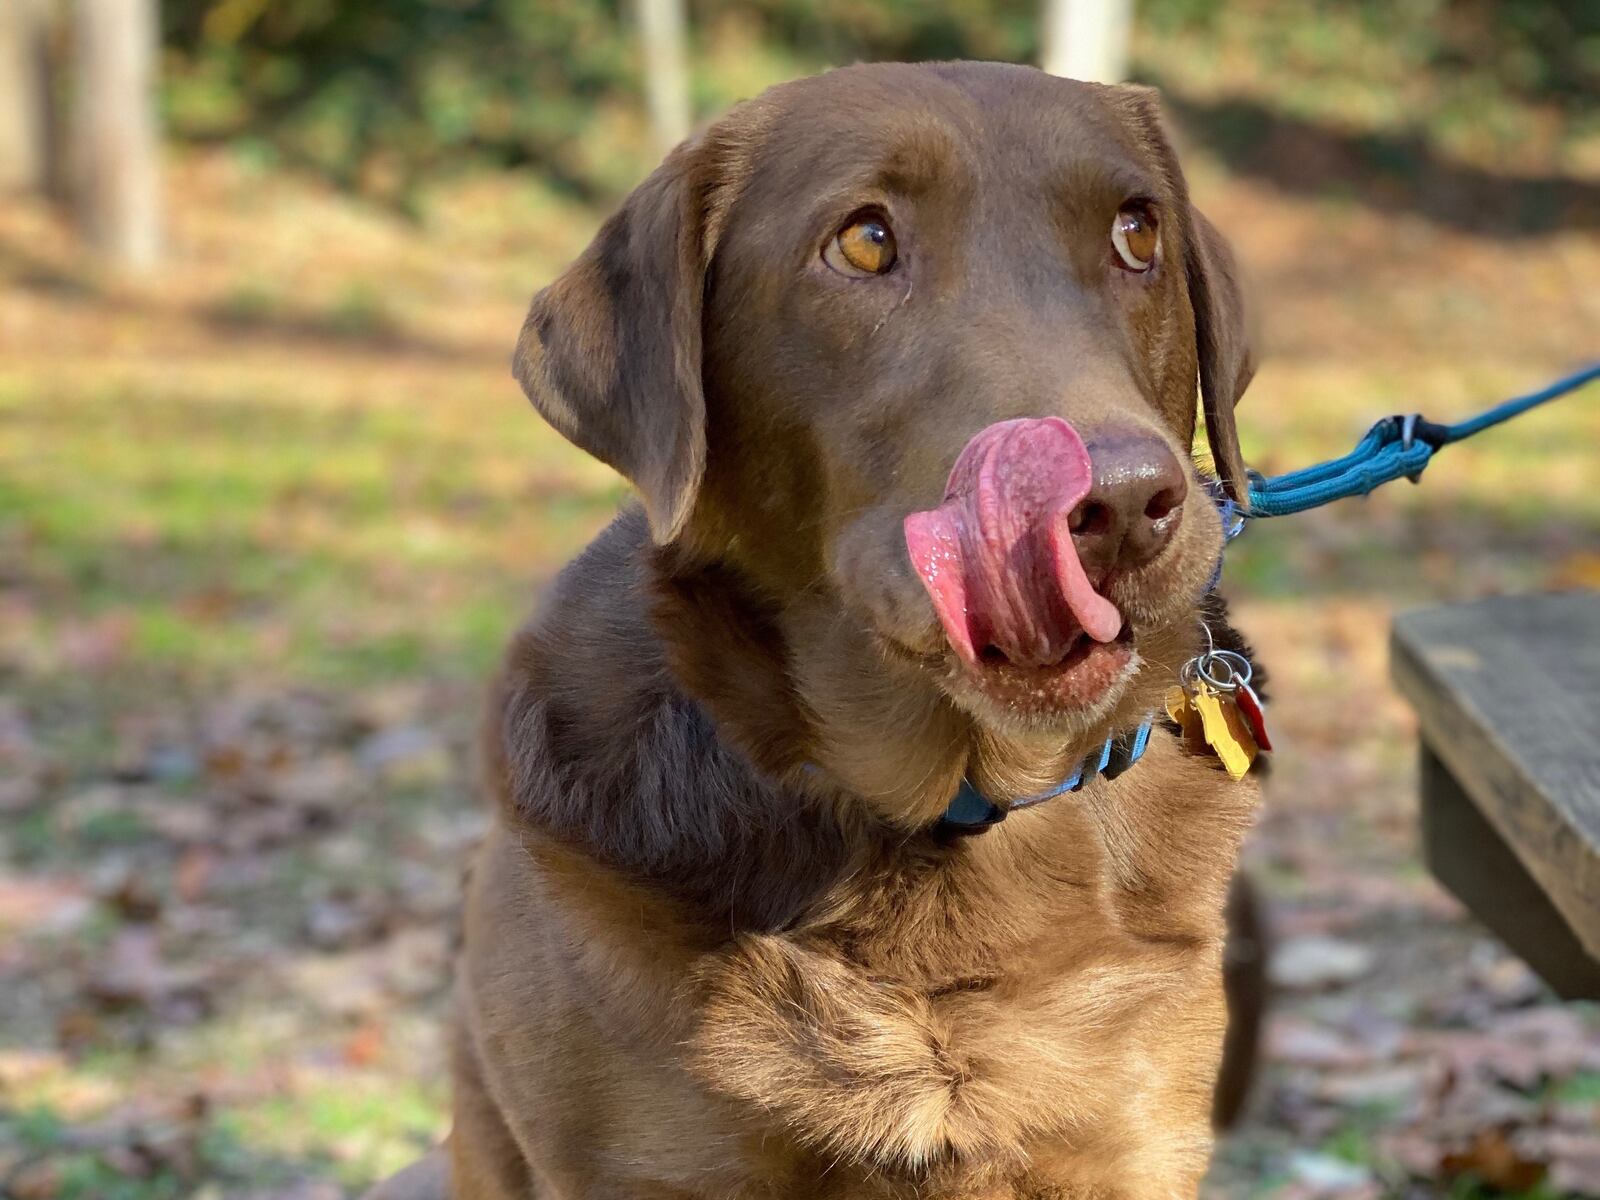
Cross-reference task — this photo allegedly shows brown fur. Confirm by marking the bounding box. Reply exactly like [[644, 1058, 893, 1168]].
[[368, 62, 1262, 1200]]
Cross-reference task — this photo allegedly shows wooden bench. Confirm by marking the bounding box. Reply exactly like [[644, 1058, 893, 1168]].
[[1391, 590, 1600, 1000]]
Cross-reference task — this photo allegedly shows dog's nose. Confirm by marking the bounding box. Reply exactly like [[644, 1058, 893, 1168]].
[[1071, 431, 1188, 577]]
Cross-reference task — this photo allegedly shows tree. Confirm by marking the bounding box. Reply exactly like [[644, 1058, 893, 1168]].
[[73, 0, 161, 269], [0, 0, 54, 193], [635, 0, 690, 158], [1041, 0, 1132, 84]]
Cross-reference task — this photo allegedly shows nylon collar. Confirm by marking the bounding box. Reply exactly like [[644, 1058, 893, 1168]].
[[935, 715, 1155, 837]]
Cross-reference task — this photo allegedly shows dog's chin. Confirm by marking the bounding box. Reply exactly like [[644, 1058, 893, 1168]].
[[940, 633, 1140, 736], [872, 619, 1141, 738]]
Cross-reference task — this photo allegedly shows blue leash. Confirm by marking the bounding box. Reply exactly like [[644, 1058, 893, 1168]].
[[1239, 363, 1599, 519]]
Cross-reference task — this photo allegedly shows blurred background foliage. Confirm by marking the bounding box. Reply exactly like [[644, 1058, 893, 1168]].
[[158, 0, 1600, 207]]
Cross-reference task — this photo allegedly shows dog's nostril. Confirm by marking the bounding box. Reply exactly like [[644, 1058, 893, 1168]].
[[1076, 430, 1188, 576], [1144, 487, 1183, 522], [1068, 501, 1112, 536]]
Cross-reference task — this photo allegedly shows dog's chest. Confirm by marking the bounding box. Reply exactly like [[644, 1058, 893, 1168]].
[[689, 849, 1206, 1182]]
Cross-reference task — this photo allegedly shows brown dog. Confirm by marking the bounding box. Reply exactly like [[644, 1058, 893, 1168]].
[[370, 61, 1263, 1200]]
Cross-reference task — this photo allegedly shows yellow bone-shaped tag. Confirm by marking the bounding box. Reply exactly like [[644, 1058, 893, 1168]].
[[1192, 687, 1258, 781]]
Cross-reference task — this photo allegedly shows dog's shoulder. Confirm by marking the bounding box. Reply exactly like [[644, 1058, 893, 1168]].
[[483, 508, 859, 931]]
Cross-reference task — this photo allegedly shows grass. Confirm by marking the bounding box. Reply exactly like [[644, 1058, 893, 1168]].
[[1553, 1071, 1600, 1104], [1, 1081, 443, 1198], [0, 349, 622, 689]]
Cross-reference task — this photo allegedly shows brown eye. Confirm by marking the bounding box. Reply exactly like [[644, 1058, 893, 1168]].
[[1112, 204, 1158, 271], [824, 215, 897, 276]]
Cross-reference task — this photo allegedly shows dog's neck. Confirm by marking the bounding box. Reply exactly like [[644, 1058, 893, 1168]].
[[647, 542, 1127, 828], [503, 513, 1242, 936]]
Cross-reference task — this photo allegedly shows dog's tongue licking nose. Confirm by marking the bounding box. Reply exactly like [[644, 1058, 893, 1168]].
[[904, 417, 1122, 667]]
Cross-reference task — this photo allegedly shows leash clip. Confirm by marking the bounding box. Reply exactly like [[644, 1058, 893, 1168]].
[[1207, 475, 1251, 541], [1381, 412, 1452, 484], [1400, 414, 1425, 484]]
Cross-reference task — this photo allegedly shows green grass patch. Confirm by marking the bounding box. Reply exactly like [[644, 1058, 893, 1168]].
[[1552, 1070, 1600, 1104], [229, 1076, 447, 1188]]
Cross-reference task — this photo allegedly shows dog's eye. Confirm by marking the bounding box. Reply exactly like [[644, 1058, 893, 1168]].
[[825, 215, 897, 276], [1111, 205, 1158, 272]]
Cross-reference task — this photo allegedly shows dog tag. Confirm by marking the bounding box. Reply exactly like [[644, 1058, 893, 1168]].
[[1234, 681, 1273, 752], [1166, 686, 1209, 753], [1165, 685, 1190, 726], [1192, 688, 1257, 781], [1171, 684, 1196, 742]]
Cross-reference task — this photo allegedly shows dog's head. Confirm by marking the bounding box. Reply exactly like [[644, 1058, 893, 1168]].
[[515, 62, 1253, 817]]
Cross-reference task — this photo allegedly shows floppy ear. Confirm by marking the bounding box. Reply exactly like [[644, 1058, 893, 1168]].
[[512, 143, 711, 543], [1185, 208, 1256, 505], [1097, 83, 1256, 504]]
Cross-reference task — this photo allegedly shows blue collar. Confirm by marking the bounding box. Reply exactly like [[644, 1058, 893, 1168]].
[[935, 480, 1224, 838], [936, 716, 1156, 837]]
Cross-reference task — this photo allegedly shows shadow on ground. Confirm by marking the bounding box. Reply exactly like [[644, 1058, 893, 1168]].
[[1158, 83, 1600, 237]]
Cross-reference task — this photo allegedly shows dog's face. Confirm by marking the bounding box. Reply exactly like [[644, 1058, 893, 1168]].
[[516, 62, 1253, 747]]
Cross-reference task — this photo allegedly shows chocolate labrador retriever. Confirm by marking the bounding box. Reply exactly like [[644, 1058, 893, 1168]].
[[370, 60, 1264, 1200]]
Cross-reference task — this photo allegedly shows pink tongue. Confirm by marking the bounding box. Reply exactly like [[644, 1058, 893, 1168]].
[[903, 417, 1122, 667]]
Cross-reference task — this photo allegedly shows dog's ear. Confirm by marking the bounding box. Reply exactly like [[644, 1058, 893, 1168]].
[[1185, 207, 1256, 505], [1099, 83, 1256, 504], [513, 142, 713, 543]]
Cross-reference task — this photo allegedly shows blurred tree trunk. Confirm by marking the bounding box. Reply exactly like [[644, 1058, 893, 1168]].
[[0, 0, 54, 192], [72, 0, 161, 269], [1041, 0, 1133, 84], [635, 0, 690, 158]]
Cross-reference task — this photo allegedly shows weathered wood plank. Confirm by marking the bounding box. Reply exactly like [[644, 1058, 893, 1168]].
[[1391, 590, 1600, 959], [1420, 745, 1600, 999]]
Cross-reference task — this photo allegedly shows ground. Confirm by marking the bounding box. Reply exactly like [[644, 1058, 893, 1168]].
[[2, 105, 1599, 1199]]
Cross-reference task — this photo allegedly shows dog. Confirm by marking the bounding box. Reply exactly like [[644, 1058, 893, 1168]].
[[369, 60, 1265, 1200]]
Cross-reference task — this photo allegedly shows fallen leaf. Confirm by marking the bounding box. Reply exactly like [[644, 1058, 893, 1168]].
[[6, 1158, 61, 1200], [357, 724, 451, 786], [0, 877, 93, 935], [175, 846, 218, 902], [1270, 935, 1376, 991], [84, 927, 210, 1018], [1286, 1151, 1375, 1194], [1547, 551, 1600, 590], [1269, 1016, 1374, 1068], [1439, 1126, 1546, 1193], [1542, 1129, 1600, 1198], [342, 1021, 385, 1067]]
